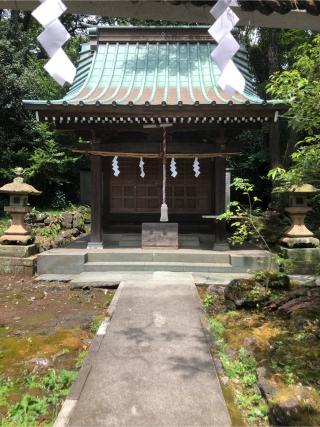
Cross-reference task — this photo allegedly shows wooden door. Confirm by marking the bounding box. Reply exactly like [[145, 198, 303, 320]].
[[109, 158, 212, 214]]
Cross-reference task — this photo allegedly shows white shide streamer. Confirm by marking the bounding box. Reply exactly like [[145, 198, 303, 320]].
[[209, 0, 245, 95], [139, 157, 145, 178], [112, 156, 120, 177], [32, 0, 76, 86], [170, 158, 177, 178], [193, 157, 200, 178]]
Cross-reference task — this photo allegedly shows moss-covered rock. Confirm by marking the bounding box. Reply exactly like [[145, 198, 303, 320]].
[[224, 279, 271, 309], [254, 271, 290, 290]]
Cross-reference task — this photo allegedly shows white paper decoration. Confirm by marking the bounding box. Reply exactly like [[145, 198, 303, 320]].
[[139, 157, 145, 178], [193, 157, 200, 178], [209, 0, 245, 95], [170, 158, 177, 178], [32, 0, 76, 86], [112, 156, 120, 177]]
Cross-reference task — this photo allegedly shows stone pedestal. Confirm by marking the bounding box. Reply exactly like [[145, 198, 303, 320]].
[[280, 206, 319, 248], [281, 247, 320, 275], [0, 206, 33, 244], [0, 244, 38, 277], [142, 223, 178, 249]]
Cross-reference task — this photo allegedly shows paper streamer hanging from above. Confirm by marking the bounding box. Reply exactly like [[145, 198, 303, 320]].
[[208, 0, 245, 95], [139, 157, 145, 178], [170, 158, 177, 178], [112, 156, 120, 177], [193, 158, 201, 178], [32, 0, 76, 86]]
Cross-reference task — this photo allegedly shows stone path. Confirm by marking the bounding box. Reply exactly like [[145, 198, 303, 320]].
[[55, 272, 231, 427]]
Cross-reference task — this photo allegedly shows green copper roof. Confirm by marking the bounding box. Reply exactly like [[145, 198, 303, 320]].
[[24, 27, 268, 107]]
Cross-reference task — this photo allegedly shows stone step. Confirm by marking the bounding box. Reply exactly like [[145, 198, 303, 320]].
[[83, 261, 233, 273], [87, 251, 230, 264]]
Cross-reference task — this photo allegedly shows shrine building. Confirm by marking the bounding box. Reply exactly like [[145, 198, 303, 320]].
[[23, 26, 284, 253]]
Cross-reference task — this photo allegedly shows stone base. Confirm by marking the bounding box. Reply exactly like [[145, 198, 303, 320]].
[[0, 235, 34, 245], [0, 244, 38, 277], [281, 247, 320, 274], [280, 236, 319, 248], [0, 244, 38, 258], [142, 223, 178, 249], [0, 255, 37, 277]]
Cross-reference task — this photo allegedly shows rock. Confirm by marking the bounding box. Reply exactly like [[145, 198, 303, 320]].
[[35, 213, 48, 223], [256, 367, 277, 401], [264, 286, 320, 316], [207, 284, 226, 295], [270, 386, 320, 426], [224, 279, 270, 309], [72, 211, 82, 229], [61, 212, 73, 229], [61, 229, 75, 239], [243, 336, 257, 353], [257, 367, 320, 426], [71, 227, 81, 237]]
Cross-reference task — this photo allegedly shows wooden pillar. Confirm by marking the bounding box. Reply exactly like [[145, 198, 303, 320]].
[[269, 121, 281, 169], [88, 155, 103, 249], [214, 157, 229, 251]]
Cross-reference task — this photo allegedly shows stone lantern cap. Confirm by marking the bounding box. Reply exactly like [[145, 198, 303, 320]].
[[288, 184, 319, 194], [0, 167, 41, 196]]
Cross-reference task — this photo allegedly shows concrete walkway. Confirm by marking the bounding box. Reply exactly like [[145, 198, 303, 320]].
[[58, 272, 231, 427]]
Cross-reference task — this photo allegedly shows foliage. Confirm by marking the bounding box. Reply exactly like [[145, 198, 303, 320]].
[[267, 35, 320, 135], [1, 369, 76, 426], [228, 127, 271, 207], [208, 318, 268, 424], [267, 35, 320, 193], [0, 13, 85, 207], [268, 135, 320, 189], [76, 350, 88, 369], [0, 377, 14, 407], [33, 222, 61, 240], [218, 178, 269, 249], [89, 315, 104, 334], [203, 293, 215, 309]]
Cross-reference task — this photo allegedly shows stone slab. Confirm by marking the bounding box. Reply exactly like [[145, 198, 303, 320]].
[[142, 222, 178, 249], [193, 272, 250, 286], [67, 278, 231, 427], [37, 249, 87, 274], [0, 244, 38, 258], [35, 274, 77, 282]]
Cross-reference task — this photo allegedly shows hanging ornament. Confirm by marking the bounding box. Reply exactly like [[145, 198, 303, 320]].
[[208, 0, 245, 95], [32, 0, 76, 86], [139, 157, 145, 178], [170, 158, 178, 178], [193, 157, 201, 178], [112, 156, 120, 177]]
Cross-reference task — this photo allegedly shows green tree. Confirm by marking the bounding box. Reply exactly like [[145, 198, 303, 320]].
[[267, 35, 320, 187], [0, 11, 83, 206]]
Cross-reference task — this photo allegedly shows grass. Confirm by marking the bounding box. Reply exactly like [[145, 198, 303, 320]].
[[0, 216, 9, 237], [208, 317, 268, 425], [88, 315, 105, 334], [0, 369, 77, 426], [203, 293, 215, 309]]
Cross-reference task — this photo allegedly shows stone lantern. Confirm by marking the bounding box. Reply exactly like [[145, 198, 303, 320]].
[[280, 184, 319, 248], [0, 167, 41, 245]]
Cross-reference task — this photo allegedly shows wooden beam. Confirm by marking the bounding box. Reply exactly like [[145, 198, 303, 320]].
[[72, 150, 238, 158]]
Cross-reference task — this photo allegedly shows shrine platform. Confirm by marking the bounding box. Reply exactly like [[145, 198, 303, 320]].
[[36, 233, 271, 275]]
